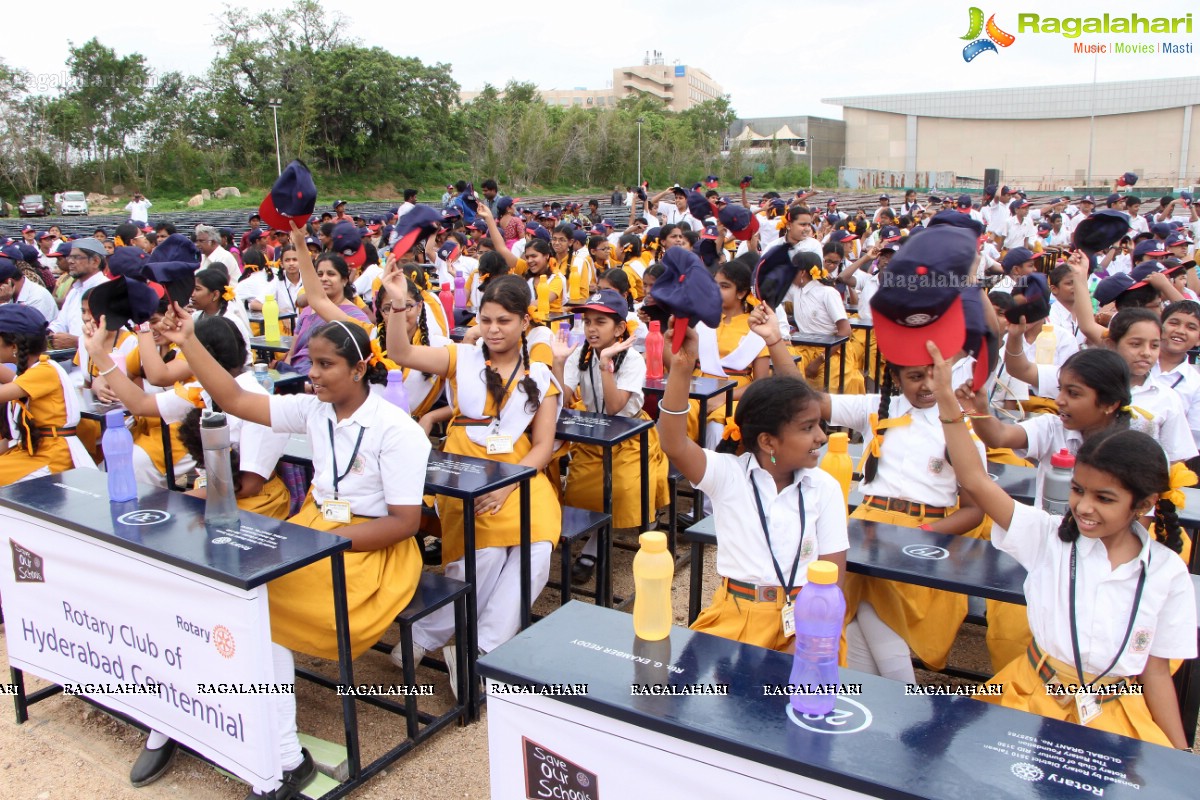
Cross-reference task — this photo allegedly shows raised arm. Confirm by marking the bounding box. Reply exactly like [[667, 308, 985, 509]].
[[1067, 250, 1106, 347], [656, 327, 707, 485], [381, 266, 451, 377], [838, 246, 879, 287], [1001, 321, 1038, 386], [288, 225, 359, 326], [133, 328, 193, 386], [749, 303, 801, 379], [82, 320, 162, 417], [476, 204, 518, 270], [157, 303, 272, 427], [954, 376, 1029, 451]]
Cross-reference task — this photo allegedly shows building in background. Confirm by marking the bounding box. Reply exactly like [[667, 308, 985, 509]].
[[725, 116, 846, 175], [460, 51, 724, 113], [823, 76, 1200, 190]]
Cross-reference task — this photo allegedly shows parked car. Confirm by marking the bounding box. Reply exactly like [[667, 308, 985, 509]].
[[59, 191, 89, 216], [18, 194, 46, 217]]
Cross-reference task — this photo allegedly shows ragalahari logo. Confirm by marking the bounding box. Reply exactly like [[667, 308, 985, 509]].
[[961, 7, 1016, 62]]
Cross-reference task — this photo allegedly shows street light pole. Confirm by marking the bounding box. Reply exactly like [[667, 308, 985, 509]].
[[636, 117, 644, 186], [268, 98, 283, 176], [807, 136, 814, 190]]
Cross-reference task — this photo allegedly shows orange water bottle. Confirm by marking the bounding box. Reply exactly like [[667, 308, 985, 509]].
[[820, 432, 853, 507], [633, 531, 674, 641]]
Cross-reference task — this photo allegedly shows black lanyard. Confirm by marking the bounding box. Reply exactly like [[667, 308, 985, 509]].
[[1170, 372, 1184, 389], [588, 357, 604, 414], [327, 420, 366, 499], [748, 465, 806, 597], [1068, 540, 1148, 687]]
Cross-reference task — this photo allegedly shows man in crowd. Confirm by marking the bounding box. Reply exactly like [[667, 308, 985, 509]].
[[124, 191, 152, 224], [49, 238, 109, 349], [0, 257, 58, 322], [196, 224, 240, 276]]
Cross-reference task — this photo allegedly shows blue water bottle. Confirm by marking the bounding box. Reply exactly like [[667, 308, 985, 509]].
[[102, 409, 137, 502], [789, 561, 845, 716]]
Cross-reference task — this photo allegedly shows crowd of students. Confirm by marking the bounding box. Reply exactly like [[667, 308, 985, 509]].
[[1, 179, 1198, 797]]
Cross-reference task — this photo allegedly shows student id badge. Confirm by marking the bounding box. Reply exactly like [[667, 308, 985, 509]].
[[1075, 691, 1102, 726], [322, 499, 353, 524], [781, 601, 796, 638], [194, 475, 207, 490], [486, 434, 513, 455]]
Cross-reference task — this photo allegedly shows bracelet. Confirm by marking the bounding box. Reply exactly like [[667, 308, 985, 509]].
[[97, 363, 119, 377], [764, 337, 783, 347], [919, 523, 934, 531], [1005, 347, 1024, 357], [939, 415, 965, 424], [658, 405, 691, 416]]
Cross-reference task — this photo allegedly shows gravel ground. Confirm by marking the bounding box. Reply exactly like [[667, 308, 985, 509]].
[[1, 522, 1194, 799]]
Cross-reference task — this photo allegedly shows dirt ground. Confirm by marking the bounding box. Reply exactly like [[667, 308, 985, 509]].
[[1, 525, 1195, 799]]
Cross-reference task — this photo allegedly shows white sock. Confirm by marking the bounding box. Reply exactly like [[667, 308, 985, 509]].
[[145, 730, 170, 750]]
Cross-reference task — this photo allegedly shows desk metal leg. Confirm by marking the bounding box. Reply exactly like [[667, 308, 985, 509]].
[[639, 429, 651, 540], [519, 480, 532, 630], [687, 540, 706, 625], [599, 446, 615, 609], [160, 421, 176, 491], [330, 552, 361, 779], [837, 343, 846, 394], [462, 502, 481, 719], [822, 346, 832, 393], [10, 666, 27, 723]]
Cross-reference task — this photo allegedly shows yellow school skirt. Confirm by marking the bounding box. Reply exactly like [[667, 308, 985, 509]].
[[564, 413, 669, 529], [266, 497, 422, 660], [691, 581, 795, 653], [851, 326, 880, 385], [980, 641, 1173, 747], [789, 343, 865, 395], [236, 473, 292, 520]]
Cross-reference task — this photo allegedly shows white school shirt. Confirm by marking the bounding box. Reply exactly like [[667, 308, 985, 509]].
[[1150, 360, 1200, 447], [849, 271, 878, 324], [786, 280, 846, 337], [50, 271, 108, 335], [155, 372, 290, 481], [1020, 324, 1079, 374], [1127, 379, 1198, 462], [657, 201, 685, 225], [763, 234, 823, 263], [1045, 227, 1071, 247], [992, 503, 1196, 676], [755, 213, 780, 249], [269, 391, 430, 517], [234, 269, 271, 304], [1017, 413, 1083, 509], [272, 276, 303, 316], [1000, 217, 1037, 251], [983, 202, 1009, 234], [829, 395, 986, 508], [562, 348, 646, 418], [695, 452, 849, 587], [14, 279, 59, 323], [1046, 300, 1083, 346], [124, 199, 152, 223]]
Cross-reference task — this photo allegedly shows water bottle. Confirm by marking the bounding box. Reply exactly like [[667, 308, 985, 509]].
[[633, 531, 674, 641], [199, 411, 241, 528], [568, 263, 582, 303], [568, 313, 586, 349], [819, 432, 853, 507], [262, 293, 281, 342], [789, 561, 845, 716], [253, 363, 274, 394], [644, 321, 664, 380], [1034, 323, 1056, 365], [535, 276, 550, 320], [382, 369, 411, 414], [454, 269, 467, 310], [102, 409, 137, 503], [1042, 448, 1075, 516], [439, 281, 454, 326]]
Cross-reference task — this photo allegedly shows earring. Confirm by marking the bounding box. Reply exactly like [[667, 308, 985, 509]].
[[770, 451, 777, 465], [353, 375, 361, 382]]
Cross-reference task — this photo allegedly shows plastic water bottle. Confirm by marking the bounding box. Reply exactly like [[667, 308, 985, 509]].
[[454, 269, 467, 310], [820, 432, 853, 507], [568, 313, 585, 349], [633, 531, 674, 641], [253, 363, 274, 394], [262, 293, 281, 342], [1042, 448, 1075, 516], [439, 281, 455, 326], [535, 276, 550, 320], [789, 561, 846, 716], [1034, 323, 1056, 365], [645, 321, 665, 380], [102, 409, 137, 502], [199, 412, 240, 528], [382, 369, 411, 414]]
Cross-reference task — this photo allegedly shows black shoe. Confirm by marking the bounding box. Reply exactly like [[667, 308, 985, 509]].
[[246, 748, 316, 800], [421, 538, 442, 566], [571, 555, 596, 585], [130, 739, 177, 787]]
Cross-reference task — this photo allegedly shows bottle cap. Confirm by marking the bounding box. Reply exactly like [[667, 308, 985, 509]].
[[254, 363, 268, 372], [1042, 323, 1053, 332], [825, 432, 848, 453], [201, 410, 228, 429], [650, 321, 660, 333], [639, 531, 668, 552], [387, 369, 404, 383], [104, 409, 124, 428], [807, 560, 839, 585], [1050, 448, 1076, 468]]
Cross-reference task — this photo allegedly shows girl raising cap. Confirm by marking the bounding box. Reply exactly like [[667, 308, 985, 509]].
[[929, 342, 1196, 748], [0, 304, 94, 483], [190, 267, 253, 358]]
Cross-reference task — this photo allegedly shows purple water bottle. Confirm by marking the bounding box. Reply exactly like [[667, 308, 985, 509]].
[[454, 269, 466, 310], [382, 369, 410, 414], [102, 409, 138, 502], [789, 561, 845, 716], [568, 313, 585, 348]]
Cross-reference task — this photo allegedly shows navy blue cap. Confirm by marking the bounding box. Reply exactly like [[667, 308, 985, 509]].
[[570, 228, 588, 244], [330, 221, 365, 268], [829, 230, 856, 245], [878, 225, 903, 247], [870, 225, 977, 366], [718, 204, 758, 241], [1152, 222, 1176, 239], [529, 225, 550, 242], [928, 195, 942, 205], [107, 246, 149, 278], [496, 196, 513, 214], [960, 286, 999, 391], [650, 248, 723, 343], [0, 258, 18, 282], [686, 191, 714, 223], [1105, 193, 1121, 206], [1005, 273, 1051, 324], [1093, 273, 1135, 307], [332, 199, 347, 209], [576, 288, 629, 319], [260, 160, 317, 231], [437, 240, 461, 264], [391, 206, 443, 259], [1165, 231, 1193, 248], [643, 227, 661, 244], [1009, 198, 1030, 212], [145, 261, 197, 306], [0, 303, 49, 336], [752, 245, 799, 309], [87, 276, 161, 330], [1072, 209, 1131, 254], [1133, 239, 1168, 260], [148, 233, 201, 265], [957, 195, 973, 209], [461, 183, 478, 212], [983, 185, 998, 197], [14, 242, 43, 263], [1126, 260, 1175, 291], [739, 175, 753, 189], [1001, 247, 1035, 272]]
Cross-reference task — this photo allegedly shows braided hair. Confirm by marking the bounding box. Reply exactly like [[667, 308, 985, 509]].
[[195, 268, 231, 317], [716, 376, 818, 455], [1053, 427, 1182, 552], [575, 307, 631, 402], [479, 274, 542, 414], [863, 364, 898, 483], [239, 248, 275, 282], [405, 278, 434, 379]]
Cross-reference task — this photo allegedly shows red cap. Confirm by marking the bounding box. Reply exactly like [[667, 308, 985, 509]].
[[1049, 448, 1075, 469]]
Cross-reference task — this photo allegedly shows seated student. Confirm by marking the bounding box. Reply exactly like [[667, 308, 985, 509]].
[[386, 271, 562, 676], [658, 311, 848, 651], [785, 251, 864, 394], [550, 288, 667, 584], [0, 305, 94, 483], [250, 244, 304, 321], [929, 345, 1196, 748], [1151, 301, 1200, 459], [991, 248, 1039, 294], [1046, 263, 1085, 346], [596, 269, 645, 352], [135, 304, 429, 798], [234, 248, 276, 308], [371, 274, 448, 433], [465, 251, 510, 313], [1000, 283, 1079, 415], [278, 252, 371, 374], [83, 315, 292, 518], [612, 234, 647, 300], [190, 267, 253, 352]]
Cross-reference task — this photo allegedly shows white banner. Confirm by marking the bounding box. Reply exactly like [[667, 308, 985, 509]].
[[0, 509, 280, 792], [485, 681, 870, 800]]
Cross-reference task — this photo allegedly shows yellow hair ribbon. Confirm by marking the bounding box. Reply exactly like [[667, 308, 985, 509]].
[[776, 218, 787, 232], [369, 338, 400, 371], [847, 223, 856, 234], [1120, 405, 1152, 420], [855, 413, 914, 473], [1163, 462, 1198, 508], [372, 277, 383, 295], [114, 236, 126, 247], [722, 418, 742, 443], [173, 382, 206, 409], [222, 285, 235, 301], [809, 266, 829, 281], [527, 303, 543, 323]]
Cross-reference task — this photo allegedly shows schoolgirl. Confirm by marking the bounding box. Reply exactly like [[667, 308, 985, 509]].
[[655, 223, 687, 261], [132, 307, 427, 797], [250, 244, 303, 319], [371, 275, 447, 428], [465, 251, 510, 313], [1151, 300, 1200, 457], [234, 247, 275, 306], [613, 233, 647, 299], [0, 305, 93, 484], [786, 251, 865, 394], [279, 252, 371, 374], [551, 288, 667, 584], [930, 344, 1196, 748], [685, 258, 769, 448], [190, 267, 253, 352], [597, 268, 645, 352], [820, 354, 987, 680], [658, 317, 848, 651], [386, 271, 562, 667]]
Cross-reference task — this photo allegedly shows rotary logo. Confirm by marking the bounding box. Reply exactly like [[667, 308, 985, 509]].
[[213, 624, 236, 659], [961, 8, 1016, 62]]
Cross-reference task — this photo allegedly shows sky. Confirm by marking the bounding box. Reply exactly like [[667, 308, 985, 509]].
[[4, 0, 1198, 119]]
